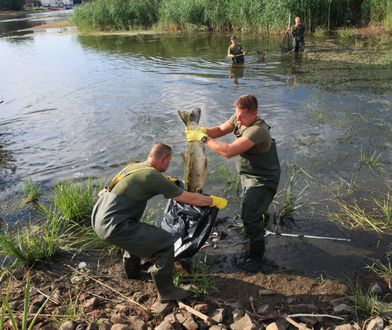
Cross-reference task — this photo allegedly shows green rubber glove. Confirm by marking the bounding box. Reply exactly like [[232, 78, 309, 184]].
[[210, 195, 228, 209], [185, 128, 208, 143]]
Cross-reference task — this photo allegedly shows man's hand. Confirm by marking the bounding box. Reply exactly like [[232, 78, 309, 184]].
[[185, 128, 208, 143], [210, 195, 228, 209]]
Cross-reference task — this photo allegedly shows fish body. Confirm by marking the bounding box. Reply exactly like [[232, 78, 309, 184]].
[[178, 108, 208, 193]]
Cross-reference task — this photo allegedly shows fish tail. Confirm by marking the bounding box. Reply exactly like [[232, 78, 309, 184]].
[[178, 107, 201, 127]]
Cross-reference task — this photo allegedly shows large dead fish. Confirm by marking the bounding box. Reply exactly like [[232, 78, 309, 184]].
[[178, 108, 208, 192]]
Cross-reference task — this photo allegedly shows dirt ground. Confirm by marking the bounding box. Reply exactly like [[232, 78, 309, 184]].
[[2, 248, 388, 329]]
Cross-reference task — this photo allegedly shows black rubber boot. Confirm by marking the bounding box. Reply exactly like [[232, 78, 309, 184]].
[[250, 239, 265, 259], [151, 272, 193, 302], [123, 254, 141, 279]]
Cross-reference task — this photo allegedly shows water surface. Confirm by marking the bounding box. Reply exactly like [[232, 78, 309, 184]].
[[0, 15, 391, 278]]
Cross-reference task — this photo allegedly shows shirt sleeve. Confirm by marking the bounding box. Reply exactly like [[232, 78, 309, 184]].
[[242, 125, 269, 145], [150, 172, 183, 199]]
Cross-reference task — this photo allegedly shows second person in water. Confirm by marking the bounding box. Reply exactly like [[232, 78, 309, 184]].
[[228, 35, 245, 64]]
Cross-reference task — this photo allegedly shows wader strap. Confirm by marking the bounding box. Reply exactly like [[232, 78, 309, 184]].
[[98, 164, 151, 197]]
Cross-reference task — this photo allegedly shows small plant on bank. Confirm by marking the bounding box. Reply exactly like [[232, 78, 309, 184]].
[[216, 164, 241, 197], [313, 26, 326, 38], [1, 276, 53, 330], [141, 203, 163, 225], [375, 193, 392, 225], [337, 28, 354, 41], [174, 256, 216, 297], [21, 177, 40, 204], [358, 148, 384, 173], [0, 215, 67, 269], [366, 257, 392, 277], [275, 165, 309, 221], [350, 283, 392, 321], [51, 178, 99, 226]]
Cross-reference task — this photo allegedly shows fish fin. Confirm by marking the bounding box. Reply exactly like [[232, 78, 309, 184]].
[[190, 107, 201, 125], [178, 107, 201, 126]]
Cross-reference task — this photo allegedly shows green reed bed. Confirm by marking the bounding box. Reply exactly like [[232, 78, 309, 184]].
[[72, 0, 391, 32], [73, 0, 159, 31]]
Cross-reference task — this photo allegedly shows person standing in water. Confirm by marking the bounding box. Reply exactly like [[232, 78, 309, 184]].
[[227, 35, 245, 64], [288, 16, 305, 52]]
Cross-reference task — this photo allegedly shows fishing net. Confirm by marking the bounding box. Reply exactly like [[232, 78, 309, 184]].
[[162, 198, 218, 260], [280, 31, 292, 52]]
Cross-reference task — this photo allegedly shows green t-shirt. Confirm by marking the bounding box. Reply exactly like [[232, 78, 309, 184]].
[[230, 115, 281, 189], [291, 24, 305, 39], [228, 44, 244, 56], [92, 161, 183, 239]]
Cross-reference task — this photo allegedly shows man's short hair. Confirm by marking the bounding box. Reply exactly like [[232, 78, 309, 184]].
[[234, 94, 258, 112], [230, 35, 237, 40], [149, 143, 172, 160]]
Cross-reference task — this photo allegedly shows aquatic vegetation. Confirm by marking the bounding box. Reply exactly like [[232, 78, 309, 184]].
[[330, 200, 392, 233], [274, 165, 309, 221], [1, 276, 53, 330], [0, 216, 67, 268], [73, 0, 159, 31], [337, 28, 354, 41], [367, 257, 392, 277], [328, 177, 356, 200], [50, 178, 99, 226], [174, 255, 216, 296], [358, 148, 384, 173], [313, 26, 327, 38], [375, 193, 392, 224], [350, 282, 392, 320], [216, 164, 241, 197], [21, 177, 40, 204], [141, 203, 164, 225]]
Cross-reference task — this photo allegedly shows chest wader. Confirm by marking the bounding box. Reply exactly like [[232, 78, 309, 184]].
[[105, 164, 193, 302], [238, 140, 280, 266]]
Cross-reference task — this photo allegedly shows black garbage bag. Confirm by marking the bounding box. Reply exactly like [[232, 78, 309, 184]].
[[162, 199, 219, 260]]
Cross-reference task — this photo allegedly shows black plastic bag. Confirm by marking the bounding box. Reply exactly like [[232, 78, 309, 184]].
[[162, 199, 218, 260]]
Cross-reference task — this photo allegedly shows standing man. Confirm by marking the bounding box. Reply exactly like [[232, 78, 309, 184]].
[[91, 143, 227, 302], [186, 94, 280, 268], [288, 16, 305, 52], [227, 35, 245, 64]]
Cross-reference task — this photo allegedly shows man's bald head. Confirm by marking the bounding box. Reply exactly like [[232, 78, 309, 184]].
[[148, 143, 172, 172]]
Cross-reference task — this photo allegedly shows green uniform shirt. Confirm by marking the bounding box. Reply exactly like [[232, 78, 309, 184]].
[[291, 24, 305, 39], [230, 115, 281, 189], [228, 43, 244, 56], [92, 161, 183, 239]]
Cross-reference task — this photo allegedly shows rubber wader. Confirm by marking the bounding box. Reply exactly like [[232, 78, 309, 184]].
[[123, 254, 141, 279], [151, 272, 192, 302]]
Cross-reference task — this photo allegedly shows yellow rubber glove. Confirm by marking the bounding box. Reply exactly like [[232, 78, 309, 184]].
[[165, 175, 179, 183], [228, 54, 234, 58], [185, 128, 208, 143], [210, 195, 228, 209]]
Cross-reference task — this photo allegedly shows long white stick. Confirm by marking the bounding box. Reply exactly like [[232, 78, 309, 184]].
[[264, 230, 351, 242]]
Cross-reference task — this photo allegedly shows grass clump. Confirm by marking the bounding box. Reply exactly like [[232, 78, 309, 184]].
[[337, 28, 354, 41], [350, 283, 392, 321], [275, 165, 309, 221], [216, 164, 240, 197], [174, 256, 216, 297], [367, 257, 392, 277], [313, 26, 326, 38], [0, 216, 67, 269], [358, 148, 384, 173], [21, 177, 40, 204], [1, 276, 53, 330], [51, 178, 98, 226]]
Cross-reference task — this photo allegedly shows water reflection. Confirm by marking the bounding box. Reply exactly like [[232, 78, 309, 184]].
[[229, 64, 244, 85]]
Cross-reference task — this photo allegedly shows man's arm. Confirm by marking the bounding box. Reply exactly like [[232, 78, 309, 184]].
[[174, 190, 212, 206], [205, 136, 255, 158], [205, 119, 233, 138]]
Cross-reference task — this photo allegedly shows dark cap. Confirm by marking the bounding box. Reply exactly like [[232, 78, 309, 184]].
[[230, 35, 237, 40]]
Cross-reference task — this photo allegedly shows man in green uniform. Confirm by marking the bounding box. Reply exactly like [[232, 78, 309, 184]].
[[185, 94, 281, 270], [227, 35, 245, 64], [288, 16, 305, 52], [91, 143, 227, 302]]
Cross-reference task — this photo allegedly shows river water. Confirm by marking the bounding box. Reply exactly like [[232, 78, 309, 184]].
[[0, 11, 391, 278]]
